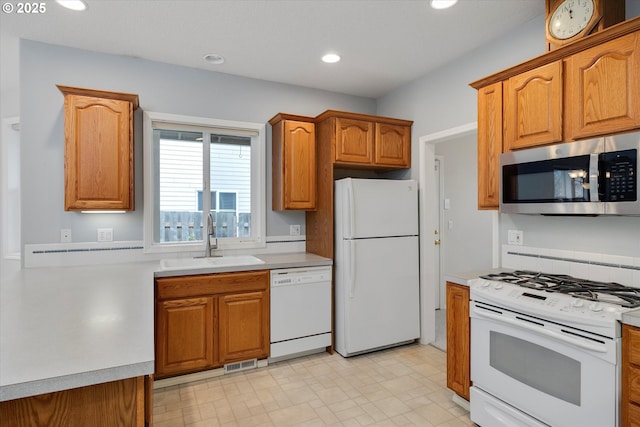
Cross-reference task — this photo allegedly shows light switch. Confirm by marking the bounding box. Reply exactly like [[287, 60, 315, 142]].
[[444, 198, 451, 210]]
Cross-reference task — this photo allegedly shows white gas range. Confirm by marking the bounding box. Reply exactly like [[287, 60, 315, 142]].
[[469, 270, 639, 427]]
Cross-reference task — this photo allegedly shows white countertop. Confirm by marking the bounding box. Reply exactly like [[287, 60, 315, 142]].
[[0, 252, 331, 402], [444, 268, 509, 287]]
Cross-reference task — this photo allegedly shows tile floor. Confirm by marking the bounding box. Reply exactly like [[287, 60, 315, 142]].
[[153, 343, 473, 426]]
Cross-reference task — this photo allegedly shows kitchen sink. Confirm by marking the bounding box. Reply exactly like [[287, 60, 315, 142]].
[[159, 255, 265, 271]]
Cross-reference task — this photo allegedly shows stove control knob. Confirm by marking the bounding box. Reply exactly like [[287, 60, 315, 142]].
[[571, 299, 584, 308], [590, 302, 603, 312], [494, 283, 503, 290], [481, 281, 491, 288]]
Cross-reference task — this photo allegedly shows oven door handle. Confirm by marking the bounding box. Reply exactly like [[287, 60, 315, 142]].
[[472, 305, 607, 353]]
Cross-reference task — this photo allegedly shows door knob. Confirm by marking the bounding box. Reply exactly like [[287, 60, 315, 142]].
[[434, 239, 441, 245]]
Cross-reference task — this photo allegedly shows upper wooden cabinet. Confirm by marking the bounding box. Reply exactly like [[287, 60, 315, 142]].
[[375, 122, 411, 167], [335, 117, 374, 165], [504, 61, 563, 151], [471, 17, 640, 211], [317, 110, 412, 170], [270, 114, 316, 211], [57, 85, 139, 211], [477, 82, 503, 210], [566, 32, 640, 139]]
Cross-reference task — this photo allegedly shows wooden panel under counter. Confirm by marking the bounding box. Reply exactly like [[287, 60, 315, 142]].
[[0, 376, 151, 427]]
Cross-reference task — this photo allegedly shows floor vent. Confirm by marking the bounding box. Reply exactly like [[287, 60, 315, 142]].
[[224, 358, 257, 374]]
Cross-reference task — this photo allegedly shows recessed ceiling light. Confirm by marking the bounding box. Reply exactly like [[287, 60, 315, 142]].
[[430, 0, 457, 10], [322, 53, 341, 64], [203, 53, 225, 65], [56, 0, 87, 11]]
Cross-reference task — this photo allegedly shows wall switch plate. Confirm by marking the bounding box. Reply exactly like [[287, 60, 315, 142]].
[[508, 229, 524, 246], [97, 228, 113, 242], [290, 224, 301, 236], [61, 229, 72, 243]]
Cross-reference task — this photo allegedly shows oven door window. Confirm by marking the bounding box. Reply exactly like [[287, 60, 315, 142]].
[[490, 331, 580, 405], [503, 155, 591, 203]]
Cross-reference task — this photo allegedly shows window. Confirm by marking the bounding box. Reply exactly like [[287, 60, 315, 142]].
[[143, 112, 265, 253]]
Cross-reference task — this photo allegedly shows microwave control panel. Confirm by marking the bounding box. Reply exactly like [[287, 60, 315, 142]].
[[600, 149, 636, 202]]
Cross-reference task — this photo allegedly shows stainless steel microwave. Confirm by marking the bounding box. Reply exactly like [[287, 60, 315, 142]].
[[500, 132, 639, 215]]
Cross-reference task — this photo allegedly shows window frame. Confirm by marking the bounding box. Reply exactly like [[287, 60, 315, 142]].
[[143, 111, 266, 254]]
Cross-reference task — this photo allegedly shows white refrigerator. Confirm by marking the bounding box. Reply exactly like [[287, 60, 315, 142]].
[[334, 178, 420, 357]]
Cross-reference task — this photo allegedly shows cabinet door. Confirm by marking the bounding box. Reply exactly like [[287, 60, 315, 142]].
[[334, 118, 374, 165], [567, 32, 640, 139], [374, 123, 410, 167], [155, 297, 215, 378], [446, 282, 470, 401], [622, 324, 640, 426], [504, 61, 563, 151], [282, 120, 316, 210], [219, 291, 269, 363], [62, 94, 134, 211], [477, 82, 503, 210]]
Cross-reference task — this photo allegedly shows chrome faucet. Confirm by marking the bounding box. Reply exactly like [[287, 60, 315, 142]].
[[205, 213, 218, 256]]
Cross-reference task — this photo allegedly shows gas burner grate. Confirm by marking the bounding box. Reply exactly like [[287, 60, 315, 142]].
[[481, 270, 640, 308]]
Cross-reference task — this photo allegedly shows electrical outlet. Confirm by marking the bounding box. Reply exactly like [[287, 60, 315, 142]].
[[97, 228, 113, 242], [290, 224, 301, 236], [508, 229, 524, 246], [61, 229, 72, 243]]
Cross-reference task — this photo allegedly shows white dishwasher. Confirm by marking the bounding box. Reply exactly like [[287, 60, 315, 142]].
[[270, 266, 332, 360]]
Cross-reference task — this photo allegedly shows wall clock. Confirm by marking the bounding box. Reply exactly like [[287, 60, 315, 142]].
[[545, 0, 625, 51]]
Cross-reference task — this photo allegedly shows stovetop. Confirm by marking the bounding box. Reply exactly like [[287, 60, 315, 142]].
[[469, 271, 639, 337], [481, 270, 640, 309]]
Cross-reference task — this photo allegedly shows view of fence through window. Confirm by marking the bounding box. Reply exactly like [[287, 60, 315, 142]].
[[156, 129, 251, 243]]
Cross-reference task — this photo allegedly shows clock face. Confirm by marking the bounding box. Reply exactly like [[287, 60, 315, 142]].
[[548, 0, 595, 40]]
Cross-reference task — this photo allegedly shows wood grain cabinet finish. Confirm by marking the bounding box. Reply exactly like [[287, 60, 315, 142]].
[[566, 32, 640, 139], [622, 324, 640, 426], [155, 270, 269, 379], [219, 291, 269, 363], [0, 376, 151, 427], [477, 82, 503, 210], [334, 117, 375, 165], [57, 85, 139, 211], [446, 282, 470, 401], [155, 296, 216, 377], [270, 114, 316, 211], [319, 111, 411, 170], [504, 61, 563, 151], [374, 122, 411, 167]]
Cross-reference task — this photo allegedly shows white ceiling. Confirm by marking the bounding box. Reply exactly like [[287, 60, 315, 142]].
[[0, 0, 544, 98]]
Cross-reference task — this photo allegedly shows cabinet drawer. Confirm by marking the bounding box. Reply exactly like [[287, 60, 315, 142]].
[[156, 270, 269, 299]]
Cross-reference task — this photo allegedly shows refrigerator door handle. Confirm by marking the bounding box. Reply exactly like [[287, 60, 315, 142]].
[[349, 240, 356, 298], [347, 181, 355, 239]]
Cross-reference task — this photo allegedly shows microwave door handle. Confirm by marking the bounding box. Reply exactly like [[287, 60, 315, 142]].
[[589, 153, 600, 202]]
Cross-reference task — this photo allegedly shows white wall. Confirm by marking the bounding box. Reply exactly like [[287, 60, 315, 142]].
[[18, 40, 376, 249]]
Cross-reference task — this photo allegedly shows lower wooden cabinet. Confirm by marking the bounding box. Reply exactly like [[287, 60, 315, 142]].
[[0, 376, 151, 427], [155, 270, 269, 379], [219, 291, 269, 363], [446, 281, 471, 401], [622, 324, 640, 426], [156, 296, 216, 377]]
